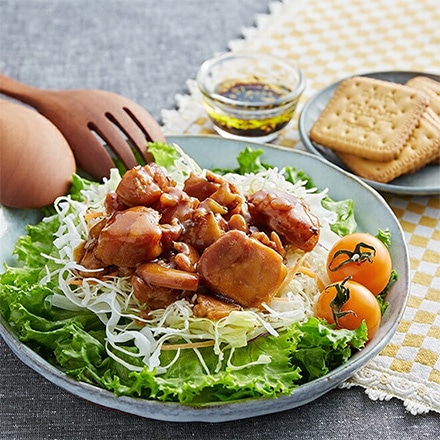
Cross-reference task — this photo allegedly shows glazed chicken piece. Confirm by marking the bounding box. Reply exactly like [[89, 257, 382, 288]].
[[157, 222, 183, 252], [227, 213, 249, 233], [247, 189, 320, 252], [94, 206, 163, 267], [250, 230, 286, 257], [104, 191, 128, 214], [155, 187, 200, 225], [115, 162, 175, 207], [193, 293, 241, 320], [75, 241, 107, 277], [136, 262, 200, 291], [184, 171, 243, 218], [75, 218, 108, 275], [183, 172, 220, 201], [173, 242, 200, 273], [197, 230, 287, 308], [132, 275, 183, 310], [181, 210, 227, 251], [210, 184, 243, 218]]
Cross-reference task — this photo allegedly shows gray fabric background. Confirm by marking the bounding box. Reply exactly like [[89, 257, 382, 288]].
[[0, 1, 438, 438]]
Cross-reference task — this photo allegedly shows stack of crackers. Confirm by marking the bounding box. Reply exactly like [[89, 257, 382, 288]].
[[309, 76, 440, 183]]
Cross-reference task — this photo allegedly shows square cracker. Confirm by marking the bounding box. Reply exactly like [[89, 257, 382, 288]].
[[424, 107, 440, 164], [406, 76, 440, 118], [310, 76, 429, 161], [335, 108, 440, 183], [406, 76, 440, 97]]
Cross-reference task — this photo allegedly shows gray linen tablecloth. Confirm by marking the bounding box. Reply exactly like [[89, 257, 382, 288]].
[[0, 1, 438, 439]]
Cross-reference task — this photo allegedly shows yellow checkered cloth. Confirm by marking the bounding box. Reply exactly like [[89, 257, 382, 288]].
[[162, 0, 440, 414]]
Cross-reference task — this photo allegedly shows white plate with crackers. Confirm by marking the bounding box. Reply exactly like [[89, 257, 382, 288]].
[[299, 72, 440, 195]]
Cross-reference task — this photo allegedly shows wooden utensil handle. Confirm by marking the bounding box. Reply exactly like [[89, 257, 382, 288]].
[[0, 73, 45, 107]]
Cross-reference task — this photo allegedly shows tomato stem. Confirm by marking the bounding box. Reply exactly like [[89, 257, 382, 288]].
[[329, 277, 357, 325], [328, 241, 376, 272]]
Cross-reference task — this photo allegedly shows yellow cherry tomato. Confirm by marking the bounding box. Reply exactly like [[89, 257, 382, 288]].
[[315, 278, 381, 341], [326, 233, 392, 296]]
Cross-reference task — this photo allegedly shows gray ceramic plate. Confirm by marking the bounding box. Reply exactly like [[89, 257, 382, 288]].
[[0, 135, 409, 422], [298, 71, 440, 195]]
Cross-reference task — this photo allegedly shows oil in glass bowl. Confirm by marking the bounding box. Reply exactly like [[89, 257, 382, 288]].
[[207, 79, 298, 139], [197, 52, 305, 142]]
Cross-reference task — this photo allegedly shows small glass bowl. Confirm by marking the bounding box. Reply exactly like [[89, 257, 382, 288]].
[[196, 52, 305, 142]]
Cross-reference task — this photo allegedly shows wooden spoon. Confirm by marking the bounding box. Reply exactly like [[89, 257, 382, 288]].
[[0, 99, 76, 209], [0, 73, 165, 180]]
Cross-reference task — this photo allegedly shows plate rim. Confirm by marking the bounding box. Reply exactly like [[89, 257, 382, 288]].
[[298, 70, 440, 196], [0, 135, 410, 422]]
